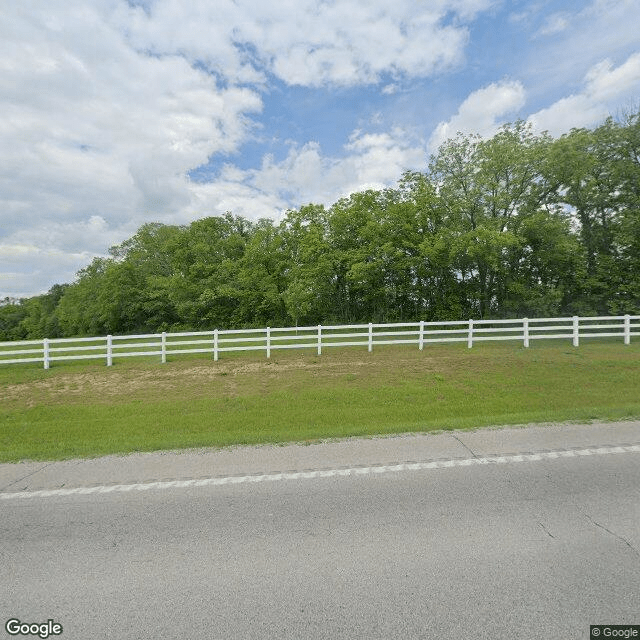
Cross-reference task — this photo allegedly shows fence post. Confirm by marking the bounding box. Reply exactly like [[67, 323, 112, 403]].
[[317, 325, 322, 356], [467, 319, 473, 349], [107, 335, 113, 366], [368, 323, 373, 352], [266, 327, 271, 359], [624, 315, 631, 345], [213, 329, 219, 361], [523, 318, 529, 348], [161, 332, 167, 364], [43, 338, 50, 370], [572, 316, 579, 347], [419, 320, 424, 351]]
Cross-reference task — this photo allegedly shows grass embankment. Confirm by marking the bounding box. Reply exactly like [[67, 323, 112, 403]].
[[1, 341, 639, 462]]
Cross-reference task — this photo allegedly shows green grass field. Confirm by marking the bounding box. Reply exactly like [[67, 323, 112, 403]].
[[1, 340, 639, 463]]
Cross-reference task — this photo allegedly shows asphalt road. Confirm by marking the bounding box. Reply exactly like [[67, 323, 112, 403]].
[[2, 422, 640, 640]]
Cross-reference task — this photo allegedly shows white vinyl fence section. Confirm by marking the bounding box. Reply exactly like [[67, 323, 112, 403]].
[[0, 315, 638, 369]]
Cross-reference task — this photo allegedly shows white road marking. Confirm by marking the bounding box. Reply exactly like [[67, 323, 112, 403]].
[[2, 444, 639, 500]]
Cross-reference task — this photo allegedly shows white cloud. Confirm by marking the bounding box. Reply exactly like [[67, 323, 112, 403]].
[[536, 12, 570, 36], [186, 174, 288, 224], [0, 243, 97, 299], [428, 80, 526, 151], [271, 128, 425, 202], [579, 0, 640, 52], [0, 0, 498, 297], [522, 0, 640, 97], [0, 0, 264, 296], [0, 3, 264, 225], [528, 52, 640, 135], [584, 54, 640, 102], [343, 129, 426, 190], [181, 128, 426, 224], [118, 0, 493, 88]]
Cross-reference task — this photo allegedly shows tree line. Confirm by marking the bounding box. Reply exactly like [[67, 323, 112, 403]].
[[2, 113, 639, 340]]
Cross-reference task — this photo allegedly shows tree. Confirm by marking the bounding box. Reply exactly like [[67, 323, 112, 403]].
[[167, 214, 253, 329], [543, 114, 640, 313], [280, 204, 335, 325], [0, 298, 28, 341], [6, 110, 639, 339], [429, 121, 557, 317], [234, 218, 289, 326]]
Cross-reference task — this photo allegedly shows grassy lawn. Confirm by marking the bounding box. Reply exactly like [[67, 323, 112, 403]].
[[1, 340, 639, 462]]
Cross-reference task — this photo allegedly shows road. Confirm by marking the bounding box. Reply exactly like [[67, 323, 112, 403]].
[[2, 422, 640, 639]]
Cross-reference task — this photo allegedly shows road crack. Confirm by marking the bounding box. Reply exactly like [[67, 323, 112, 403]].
[[585, 514, 639, 557], [450, 434, 478, 459], [0, 462, 56, 491]]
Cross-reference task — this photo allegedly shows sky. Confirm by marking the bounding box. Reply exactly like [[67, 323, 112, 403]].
[[1, 0, 640, 299]]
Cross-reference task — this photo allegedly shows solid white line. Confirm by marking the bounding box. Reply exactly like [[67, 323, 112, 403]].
[[2, 444, 639, 501]]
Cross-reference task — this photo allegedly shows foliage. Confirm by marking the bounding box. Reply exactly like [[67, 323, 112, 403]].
[[4, 111, 640, 339]]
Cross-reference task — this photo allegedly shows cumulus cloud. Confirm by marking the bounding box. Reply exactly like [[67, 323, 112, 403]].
[[524, 0, 640, 95], [0, 0, 263, 296], [269, 128, 425, 202], [118, 0, 493, 88], [428, 80, 526, 151], [186, 128, 426, 222], [0, 0, 495, 296], [0, 1, 264, 221], [584, 53, 640, 101], [186, 172, 288, 225], [0, 243, 98, 299], [528, 52, 640, 135], [5, 0, 637, 300]]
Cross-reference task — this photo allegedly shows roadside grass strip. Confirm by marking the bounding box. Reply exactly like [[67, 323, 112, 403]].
[[1, 342, 639, 462], [2, 444, 639, 500]]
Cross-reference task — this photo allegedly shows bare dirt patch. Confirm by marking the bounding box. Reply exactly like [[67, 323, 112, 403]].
[[2, 350, 445, 407]]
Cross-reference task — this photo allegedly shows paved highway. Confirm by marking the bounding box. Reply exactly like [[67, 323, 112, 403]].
[[2, 422, 639, 639]]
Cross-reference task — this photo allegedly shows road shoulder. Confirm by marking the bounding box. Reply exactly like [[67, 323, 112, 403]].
[[1, 420, 639, 493]]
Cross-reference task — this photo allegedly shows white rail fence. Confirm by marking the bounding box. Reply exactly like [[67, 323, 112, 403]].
[[0, 315, 638, 369]]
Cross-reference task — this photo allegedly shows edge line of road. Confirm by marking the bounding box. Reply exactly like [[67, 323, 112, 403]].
[[2, 443, 639, 501]]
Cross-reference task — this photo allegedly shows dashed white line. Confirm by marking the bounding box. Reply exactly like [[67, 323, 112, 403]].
[[2, 444, 639, 500]]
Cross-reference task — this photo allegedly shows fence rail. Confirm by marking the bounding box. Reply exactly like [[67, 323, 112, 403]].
[[0, 315, 638, 369]]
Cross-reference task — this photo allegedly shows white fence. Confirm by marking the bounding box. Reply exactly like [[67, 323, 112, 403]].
[[0, 315, 638, 369]]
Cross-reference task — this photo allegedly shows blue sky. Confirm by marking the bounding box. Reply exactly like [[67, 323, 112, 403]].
[[1, 0, 640, 298]]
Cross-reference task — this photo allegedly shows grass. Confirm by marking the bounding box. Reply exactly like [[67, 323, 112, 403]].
[[1, 340, 639, 462]]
